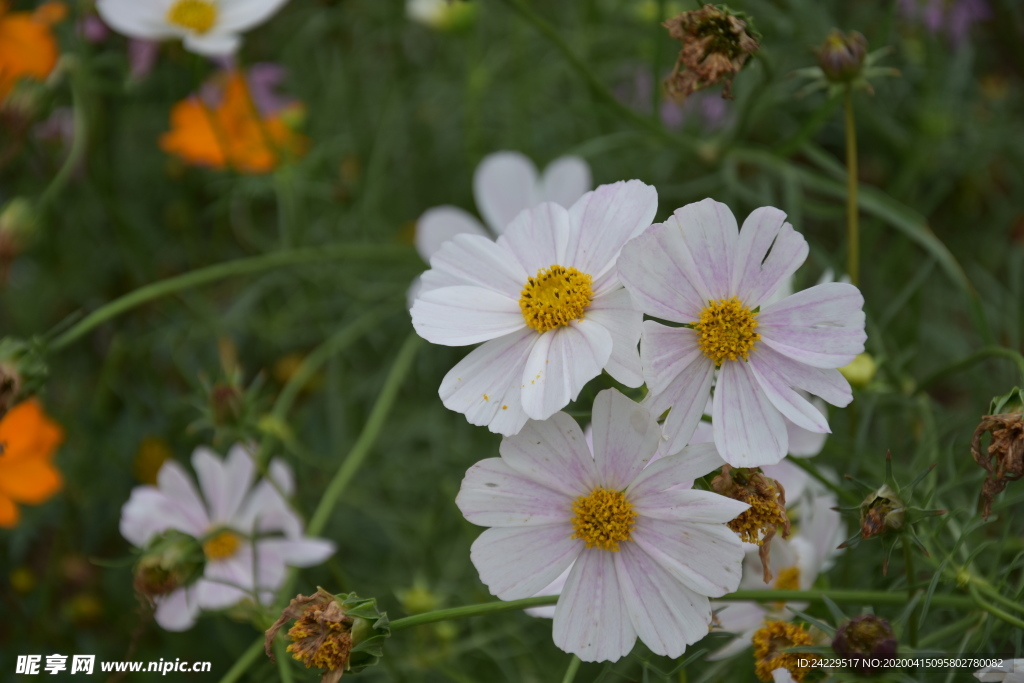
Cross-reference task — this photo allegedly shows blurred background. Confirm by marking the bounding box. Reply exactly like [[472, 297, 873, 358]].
[[1, 0, 1023, 680]]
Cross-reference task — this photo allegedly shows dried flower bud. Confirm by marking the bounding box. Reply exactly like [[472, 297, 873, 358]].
[[265, 588, 390, 682], [133, 531, 204, 600], [210, 382, 243, 426], [832, 614, 898, 674], [712, 465, 790, 583], [859, 483, 904, 539], [752, 620, 816, 682], [0, 360, 22, 418], [663, 4, 760, 102], [973, 388, 1024, 520], [816, 30, 868, 83]]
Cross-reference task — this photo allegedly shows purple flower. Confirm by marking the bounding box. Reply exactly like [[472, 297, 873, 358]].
[[899, 0, 991, 49]]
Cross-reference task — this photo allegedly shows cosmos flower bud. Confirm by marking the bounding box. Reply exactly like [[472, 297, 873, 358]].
[[839, 352, 877, 388], [712, 465, 791, 583], [972, 387, 1024, 520], [133, 530, 204, 600], [265, 588, 390, 682], [663, 4, 760, 101], [816, 30, 868, 84], [859, 483, 905, 539], [832, 614, 898, 675], [0, 337, 49, 418]]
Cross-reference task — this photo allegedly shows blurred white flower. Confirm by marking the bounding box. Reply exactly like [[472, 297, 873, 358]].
[[120, 444, 335, 631], [96, 0, 289, 57], [406, 0, 477, 31], [975, 661, 1024, 683]]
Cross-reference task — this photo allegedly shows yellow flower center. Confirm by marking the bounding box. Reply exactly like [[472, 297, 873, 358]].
[[727, 478, 787, 545], [166, 0, 218, 34], [519, 265, 594, 333], [202, 530, 241, 561], [287, 618, 351, 672], [571, 487, 637, 552], [752, 620, 815, 682], [693, 297, 760, 365], [774, 565, 801, 591]]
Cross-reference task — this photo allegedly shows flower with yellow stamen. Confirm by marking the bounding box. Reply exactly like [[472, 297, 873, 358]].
[[752, 620, 815, 682]]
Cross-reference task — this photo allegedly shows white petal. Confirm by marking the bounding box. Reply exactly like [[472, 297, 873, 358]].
[[759, 283, 867, 368], [197, 550, 253, 609], [627, 443, 727, 499], [747, 351, 832, 434], [615, 542, 711, 658], [750, 344, 853, 408], [419, 232, 528, 297], [222, 444, 257, 523], [470, 524, 581, 600], [96, 0, 178, 40], [732, 207, 808, 307], [474, 151, 540, 234], [711, 601, 765, 644], [590, 389, 661, 491], [439, 329, 536, 436], [500, 202, 571, 276], [520, 321, 612, 421], [525, 564, 572, 619], [500, 411, 600, 498], [120, 487, 205, 546], [772, 668, 798, 683], [632, 488, 749, 524], [564, 180, 658, 279], [412, 285, 524, 346], [192, 447, 232, 525], [640, 322, 702, 395], [414, 206, 489, 261], [553, 548, 636, 662], [713, 361, 788, 467], [668, 198, 739, 301], [153, 588, 200, 632], [540, 156, 591, 208], [216, 0, 290, 33], [182, 31, 241, 56], [156, 460, 211, 531], [631, 517, 745, 597], [267, 458, 295, 497], [457, 458, 572, 527], [258, 537, 335, 568], [585, 288, 643, 387], [618, 221, 706, 323]]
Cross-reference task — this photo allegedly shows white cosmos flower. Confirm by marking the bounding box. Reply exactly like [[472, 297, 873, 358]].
[[410, 152, 591, 305], [96, 0, 289, 57], [456, 388, 748, 662], [120, 444, 335, 631], [411, 180, 655, 435], [976, 661, 1024, 682], [618, 198, 867, 466]]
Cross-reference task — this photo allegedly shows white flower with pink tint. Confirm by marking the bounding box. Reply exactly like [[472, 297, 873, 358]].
[[618, 198, 866, 466], [411, 180, 656, 435], [120, 444, 335, 631], [456, 389, 748, 662]]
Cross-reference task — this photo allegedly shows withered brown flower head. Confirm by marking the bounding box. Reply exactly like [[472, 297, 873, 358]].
[[832, 614, 897, 675], [0, 361, 21, 418], [266, 589, 355, 683], [711, 465, 790, 583], [858, 483, 904, 540], [663, 4, 760, 102], [972, 412, 1024, 520]]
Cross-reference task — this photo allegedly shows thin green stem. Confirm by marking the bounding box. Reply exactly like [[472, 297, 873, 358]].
[[904, 541, 919, 647], [390, 596, 559, 631], [917, 346, 1024, 391], [917, 613, 985, 648], [38, 59, 89, 212], [844, 86, 859, 287], [561, 655, 582, 683], [497, 0, 695, 153], [969, 584, 1024, 630], [307, 332, 422, 536], [274, 638, 295, 683], [773, 93, 843, 158], [48, 245, 416, 351], [216, 638, 264, 683]]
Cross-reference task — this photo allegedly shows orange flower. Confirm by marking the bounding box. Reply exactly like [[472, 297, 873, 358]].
[[0, 399, 64, 528], [159, 70, 307, 174], [0, 2, 66, 101]]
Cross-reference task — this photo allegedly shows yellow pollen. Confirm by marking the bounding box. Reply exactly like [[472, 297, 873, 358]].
[[752, 620, 815, 682], [287, 618, 351, 672], [571, 487, 637, 552], [519, 265, 594, 333], [202, 530, 241, 561], [774, 566, 801, 591], [693, 297, 760, 365], [727, 479, 786, 545], [166, 0, 218, 34]]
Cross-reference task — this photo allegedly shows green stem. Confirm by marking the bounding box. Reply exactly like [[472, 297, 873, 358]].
[[969, 584, 1024, 630], [497, 0, 695, 153], [773, 93, 843, 158], [38, 59, 89, 212], [561, 655, 582, 683], [917, 346, 1024, 391], [307, 332, 422, 536], [917, 613, 985, 648], [48, 245, 416, 351], [274, 638, 295, 683], [216, 638, 264, 683], [904, 541, 919, 647], [390, 596, 559, 631], [844, 86, 859, 287]]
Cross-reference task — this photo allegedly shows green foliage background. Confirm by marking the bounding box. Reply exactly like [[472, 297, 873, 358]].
[[2, 0, 1024, 681]]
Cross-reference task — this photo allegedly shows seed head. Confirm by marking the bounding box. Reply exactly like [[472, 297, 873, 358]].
[[662, 4, 760, 102], [972, 387, 1024, 520], [712, 465, 790, 582], [832, 614, 897, 674]]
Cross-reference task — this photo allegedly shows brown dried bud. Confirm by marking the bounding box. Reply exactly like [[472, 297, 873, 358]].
[[663, 4, 760, 102], [711, 465, 790, 583], [209, 382, 243, 426], [133, 530, 204, 600], [815, 30, 868, 83], [832, 614, 898, 674], [972, 411, 1024, 520], [0, 360, 22, 418], [858, 483, 904, 540]]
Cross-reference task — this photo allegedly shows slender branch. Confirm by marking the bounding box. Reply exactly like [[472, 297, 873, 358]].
[[561, 655, 582, 683], [48, 244, 416, 351], [844, 86, 859, 287], [38, 58, 89, 212], [390, 596, 559, 631], [917, 346, 1024, 391], [969, 585, 1024, 630], [904, 541, 918, 647], [216, 638, 265, 683]]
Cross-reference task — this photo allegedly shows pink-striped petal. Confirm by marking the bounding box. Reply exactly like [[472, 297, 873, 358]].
[[520, 320, 612, 421], [412, 285, 524, 346], [747, 351, 832, 434], [499, 202, 571, 276], [627, 443, 726, 499], [500, 412, 600, 498], [759, 283, 866, 368], [668, 198, 739, 301], [590, 389, 661, 490], [470, 524, 581, 600], [713, 361, 788, 466], [631, 517, 745, 597], [419, 232, 528, 297], [618, 222, 706, 322], [553, 548, 636, 662], [457, 458, 572, 527], [585, 288, 643, 387], [732, 208, 808, 307], [632, 488, 749, 524], [564, 180, 658, 279]]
